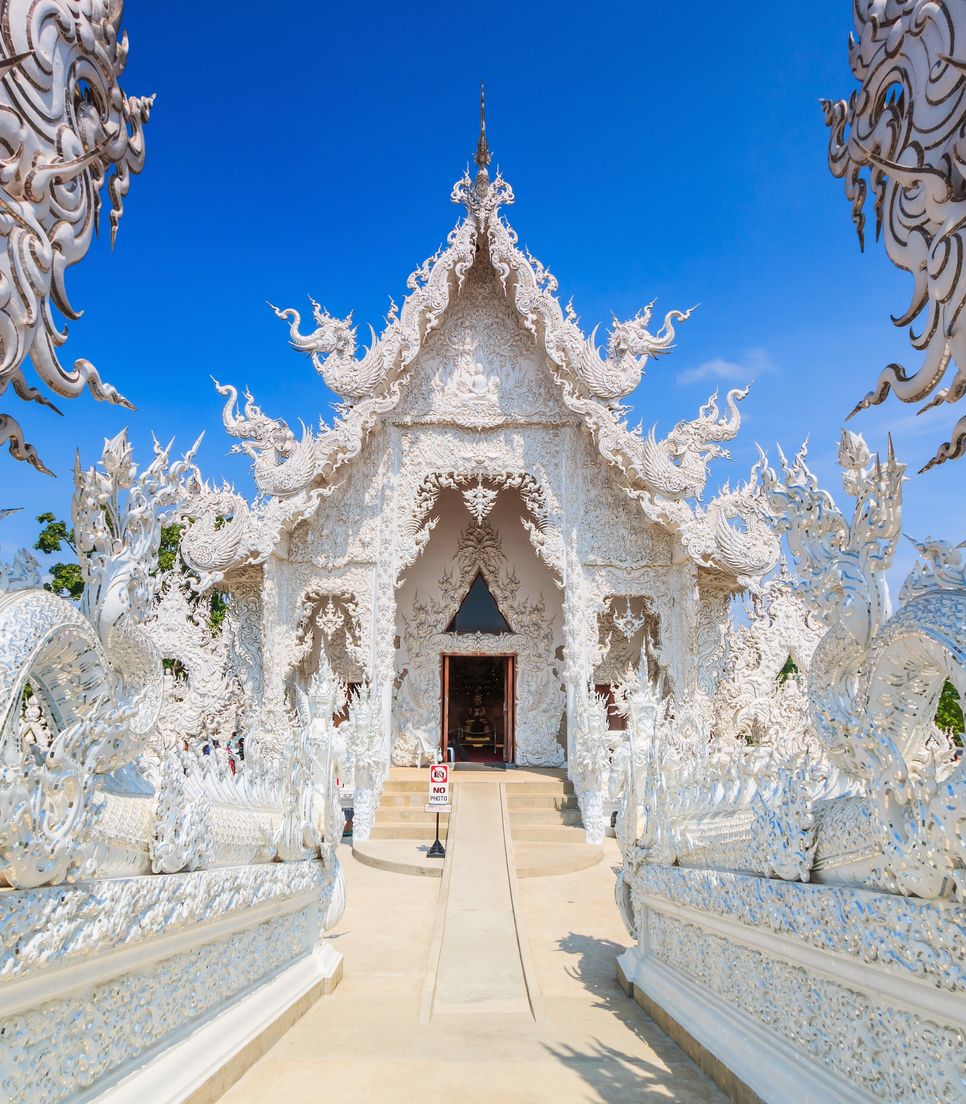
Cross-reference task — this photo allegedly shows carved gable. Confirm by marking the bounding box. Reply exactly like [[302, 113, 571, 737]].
[[574, 436, 672, 567], [393, 259, 573, 428]]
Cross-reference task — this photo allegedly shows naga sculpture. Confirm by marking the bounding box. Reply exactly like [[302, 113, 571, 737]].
[[0, 430, 197, 887], [763, 430, 966, 898], [270, 300, 385, 401], [216, 380, 318, 498], [0, 0, 152, 474], [824, 0, 966, 471], [178, 476, 250, 589], [631, 387, 747, 501], [618, 429, 965, 901]]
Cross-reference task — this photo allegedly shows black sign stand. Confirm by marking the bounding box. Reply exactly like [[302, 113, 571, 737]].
[[428, 812, 446, 858]]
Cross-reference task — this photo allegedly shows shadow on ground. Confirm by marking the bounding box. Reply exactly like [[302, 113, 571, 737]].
[[545, 931, 720, 1103]]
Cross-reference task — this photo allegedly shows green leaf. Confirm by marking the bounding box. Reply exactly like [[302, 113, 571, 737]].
[[157, 523, 183, 574], [34, 513, 75, 556], [45, 562, 84, 601], [936, 679, 964, 746], [777, 656, 798, 683]]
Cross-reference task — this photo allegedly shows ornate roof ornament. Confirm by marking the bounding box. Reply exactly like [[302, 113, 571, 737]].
[[267, 89, 690, 410], [823, 0, 966, 472], [0, 1, 153, 476], [474, 81, 491, 181]]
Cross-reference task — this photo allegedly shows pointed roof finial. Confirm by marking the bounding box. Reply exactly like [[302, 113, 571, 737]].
[[474, 81, 491, 181]]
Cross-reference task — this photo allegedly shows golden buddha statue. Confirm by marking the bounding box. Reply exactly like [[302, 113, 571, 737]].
[[462, 685, 493, 746]]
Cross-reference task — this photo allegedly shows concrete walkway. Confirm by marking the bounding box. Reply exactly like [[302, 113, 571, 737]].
[[218, 788, 725, 1104], [427, 782, 531, 1019]]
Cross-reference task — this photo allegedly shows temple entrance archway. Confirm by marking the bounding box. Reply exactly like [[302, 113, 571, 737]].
[[441, 653, 515, 763]]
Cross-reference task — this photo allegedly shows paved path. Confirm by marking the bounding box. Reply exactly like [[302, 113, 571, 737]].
[[428, 782, 531, 1019], [219, 786, 725, 1104]]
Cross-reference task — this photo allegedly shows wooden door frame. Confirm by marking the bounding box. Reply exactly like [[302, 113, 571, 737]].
[[440, 651, 516, 764]]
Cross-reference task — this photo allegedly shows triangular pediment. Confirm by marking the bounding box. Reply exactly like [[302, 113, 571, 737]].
[[392, 257, 573, 425], [446, 571, 512, 634]]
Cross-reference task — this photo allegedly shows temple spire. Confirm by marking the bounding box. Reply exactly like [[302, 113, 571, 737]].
[[474, 82, 491, 183]]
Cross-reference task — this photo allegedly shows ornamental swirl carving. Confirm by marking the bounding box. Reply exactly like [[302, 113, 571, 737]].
[[824, 0, 966, 472], [0, 0, 152, 474]]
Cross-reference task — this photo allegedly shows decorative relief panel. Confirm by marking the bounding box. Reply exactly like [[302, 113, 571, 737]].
[[637, 863, 966, 995], [2, 906, 317, 1104], [0, 860, 330, 983], [289, 439, 388, 568], [646, 908, 965, 1104], [577, 437, 672, 568], [393, 259, 568, 427]]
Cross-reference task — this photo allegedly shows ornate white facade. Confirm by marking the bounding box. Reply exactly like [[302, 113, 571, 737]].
[[180, 133, 777, 843], [0, 16, 963, 1104]]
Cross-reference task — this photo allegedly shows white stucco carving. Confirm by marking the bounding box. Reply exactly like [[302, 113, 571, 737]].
[[0, 0, 152, 474], [824, 0, 966, 472], [0, 431, 197, 888]]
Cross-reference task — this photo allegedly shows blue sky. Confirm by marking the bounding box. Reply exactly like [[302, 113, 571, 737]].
[[2, 2, 962, 575]]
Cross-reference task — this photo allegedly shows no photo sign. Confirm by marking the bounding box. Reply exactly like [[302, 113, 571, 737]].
[[426, 763, 451, 811]]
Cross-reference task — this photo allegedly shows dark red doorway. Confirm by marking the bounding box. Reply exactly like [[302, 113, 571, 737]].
[[441, 654, 515, 763]]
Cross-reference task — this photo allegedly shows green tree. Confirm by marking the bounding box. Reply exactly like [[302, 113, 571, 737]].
[[32, 516, 226, 631], [158, 523, 183, 573], [210, 590, 228, 632], [34, 512, 83, 600]]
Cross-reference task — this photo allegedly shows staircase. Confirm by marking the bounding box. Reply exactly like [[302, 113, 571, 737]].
[[367, 778, 449, 841], [505, 776, 603, 877], [353, 770, 601, 880], [505, 777, 583, 842]]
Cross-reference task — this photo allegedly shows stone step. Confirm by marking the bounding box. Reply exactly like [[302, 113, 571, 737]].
[[511, 824, 588, 844], [509, 808, 583, 827], [504, 780, 574, 796], [505, 793, 579, 810], [379, 792, 433, 808], [351, 840, 444, 878], [514, 842, 604, 879], [373, 807, 441, 824], [380, 780, 431, 793], [368, 822, 450, 841]]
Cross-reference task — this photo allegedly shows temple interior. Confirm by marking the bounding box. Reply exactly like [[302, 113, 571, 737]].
[[445, 654, 510, 763]]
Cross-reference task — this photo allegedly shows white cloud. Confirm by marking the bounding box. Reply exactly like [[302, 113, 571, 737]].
[[678, 346, 778, 386]]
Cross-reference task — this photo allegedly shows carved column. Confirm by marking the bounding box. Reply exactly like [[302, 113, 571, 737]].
[[257, 554, 294, 754], [226, 571, 266, 731], [695, 572, 734, 718], [666, 539, 700, 710]]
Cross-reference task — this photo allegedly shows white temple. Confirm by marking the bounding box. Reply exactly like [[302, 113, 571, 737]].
[[1, 8, 965, 1104], [180, 104, 776, 841]]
